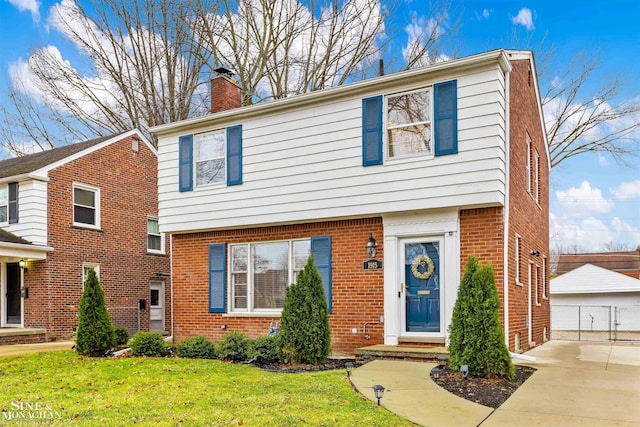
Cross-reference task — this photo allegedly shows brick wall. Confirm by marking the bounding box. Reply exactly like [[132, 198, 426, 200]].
[[23, 135, 171, 340], [507, 59, 551, 351], [171, 217, 384, 356]]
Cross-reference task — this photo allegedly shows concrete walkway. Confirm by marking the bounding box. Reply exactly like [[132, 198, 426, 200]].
[[0, 341, 74, 356], [351, 340, 640, 427]]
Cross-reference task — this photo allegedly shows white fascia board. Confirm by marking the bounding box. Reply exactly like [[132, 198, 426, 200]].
[[0, 173, 49, 185], [33, 129, 156, 177], [0, 242, 54, 260], [151, 50, 513, 138]]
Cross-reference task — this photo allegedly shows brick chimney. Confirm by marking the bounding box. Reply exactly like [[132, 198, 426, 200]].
[[211, 67, 242, 114]]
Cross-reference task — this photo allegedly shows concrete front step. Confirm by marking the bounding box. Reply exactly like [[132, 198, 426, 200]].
[[0, 328, 47, 345], [355, 344, 448, 362]]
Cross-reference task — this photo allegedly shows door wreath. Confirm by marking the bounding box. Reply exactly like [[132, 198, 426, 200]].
[[411, 254, 435, 280]]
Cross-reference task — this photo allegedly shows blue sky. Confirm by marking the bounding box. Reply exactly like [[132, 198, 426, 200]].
[[0, 0, 638, 252]]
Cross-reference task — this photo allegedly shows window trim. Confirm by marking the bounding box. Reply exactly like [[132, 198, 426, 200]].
[[82, 263, 100, 290], [525, 134, 532, 195], [384, 86, 434, 161], [542, 256, 548, 299], [228, 238, 310, 314], [147, 216, 165, 254], [515, 235, 522, 286], [535, 263, 541, 306], [534, 149, 540, 203], [73, 183, 100, 229], [0, 185, 7, 225], [194, 129, 226, 188]]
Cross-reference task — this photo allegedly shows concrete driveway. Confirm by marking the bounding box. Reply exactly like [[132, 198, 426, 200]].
[[484, 340, 640, 426]]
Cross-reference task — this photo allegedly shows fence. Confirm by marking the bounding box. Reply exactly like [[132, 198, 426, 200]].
[[551, 305, 640, 342], [107, 306, 141, 337]]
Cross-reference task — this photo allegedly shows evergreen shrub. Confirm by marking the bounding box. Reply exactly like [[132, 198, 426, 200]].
[[250, 335, 283, 365], [75, 269, 116, 356], [448, 256, 515, 380], [217, 331, 250, 361], [176, 336, 216, 359], [279, 254, 331, 364], [130, 332, 166, 357], [114, 326, 129, 346]]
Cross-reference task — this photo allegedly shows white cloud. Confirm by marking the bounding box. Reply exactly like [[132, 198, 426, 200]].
[[550, 214, 640, 252], [475, 8, 491, 21], [610, 180, 640, 200], [512, 7, 534, 30], [7, 0, 40, 22], [555, 181, 614, 218], [597, 154, 608, 166]]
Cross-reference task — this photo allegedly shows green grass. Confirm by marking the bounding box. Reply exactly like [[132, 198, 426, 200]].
[[0, 351, 414, 426]]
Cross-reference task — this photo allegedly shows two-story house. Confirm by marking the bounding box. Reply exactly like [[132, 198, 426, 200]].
[[0, 131, 171, 344], [152, 49, 550, 355]]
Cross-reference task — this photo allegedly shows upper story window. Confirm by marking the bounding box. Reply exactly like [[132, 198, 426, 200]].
[[178, 125, 242, 192], [229, 239, 310, 313], [362, 80, 457, 166], [387, 89, 432, 158], [196, 130, 226, 186], [0, 183, 19, 224], [147, 216, 164, 253], [73, 183, 100, 228]]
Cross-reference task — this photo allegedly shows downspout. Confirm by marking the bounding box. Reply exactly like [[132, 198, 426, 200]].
[[503, 66, 511, 347], [169, 234, 174, 342]]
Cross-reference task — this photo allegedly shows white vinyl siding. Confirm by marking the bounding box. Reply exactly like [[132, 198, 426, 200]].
[[157, 65, 508, 233], [1, 179, 48, 245], [0, 186, 6, 223]]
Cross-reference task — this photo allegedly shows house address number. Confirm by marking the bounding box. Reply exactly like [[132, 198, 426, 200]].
[[363, 259, 383, 270]]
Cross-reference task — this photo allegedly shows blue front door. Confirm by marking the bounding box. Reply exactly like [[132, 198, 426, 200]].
[[404, 242, 440, 333]]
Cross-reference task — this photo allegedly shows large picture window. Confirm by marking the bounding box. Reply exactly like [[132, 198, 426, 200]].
[[73, 183, 100, 228], [230, 239, 310, 312], [387, 88, 432, 158], [195, 130, 225, 186]]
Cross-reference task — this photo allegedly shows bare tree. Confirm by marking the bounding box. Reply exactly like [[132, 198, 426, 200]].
[[1, 0, 454, 152], [2, 0, 214, 149], [543, 51, 640, 168]]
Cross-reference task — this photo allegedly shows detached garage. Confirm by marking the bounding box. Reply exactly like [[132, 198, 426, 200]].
[[550, 264, 640, 341]]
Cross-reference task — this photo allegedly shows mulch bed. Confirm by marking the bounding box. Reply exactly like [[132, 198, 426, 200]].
[[432, 366, 535, 408], [258, 359, 535, 409]]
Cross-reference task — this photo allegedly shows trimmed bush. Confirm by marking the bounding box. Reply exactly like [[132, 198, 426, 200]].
[[114, 326, 129, 346], [130, 332, 166, 357], [217, 331, 250, 361], [250, 335, 283, 365], [448, 256, 514, 380], [75, 269, 116, 356], [279, 254, 331, 364], [176, 336, 216, 359]]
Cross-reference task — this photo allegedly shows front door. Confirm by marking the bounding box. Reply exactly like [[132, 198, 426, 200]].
[[6, 263, 21, 325], [149, 281, 164, 332], [403, 240, 441, 334]]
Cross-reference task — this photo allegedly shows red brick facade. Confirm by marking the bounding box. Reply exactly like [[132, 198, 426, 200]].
[[171, 218, 383, 356], [506, 59, 551, 351], [22, 135, 171, 341]]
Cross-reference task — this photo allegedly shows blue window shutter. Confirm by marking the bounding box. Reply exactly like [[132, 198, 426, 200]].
[[434, 80, 458, 156], [178, 134, 193, 192], [8, 182, 18, 224], [362, 96, 383, 166], [227, 125, 242, 186], [208, 244, 227, 313], [311, 236, 332, 313]]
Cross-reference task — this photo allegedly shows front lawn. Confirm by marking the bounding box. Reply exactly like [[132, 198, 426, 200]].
[[0, 351, 414, 426]]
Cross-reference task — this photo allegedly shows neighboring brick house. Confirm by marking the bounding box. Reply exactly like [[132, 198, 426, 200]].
[[555, 249, 640, 279], [152, 49, 550, 355], [0, 131, 171, 344]]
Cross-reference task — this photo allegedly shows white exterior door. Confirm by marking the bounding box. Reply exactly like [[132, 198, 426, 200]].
[[149, 281, 164, 332]]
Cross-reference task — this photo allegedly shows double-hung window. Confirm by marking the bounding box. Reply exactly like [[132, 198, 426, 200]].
[[230, 239, 310, 313], [195, 130, 226, 186], [387, 89, 432, 158], [179, 125, 242, 192], [73, 183, 100, 228], [147, 216, 163, 253], [362, 80, 457, 166], [0, 183, 19, 224]]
